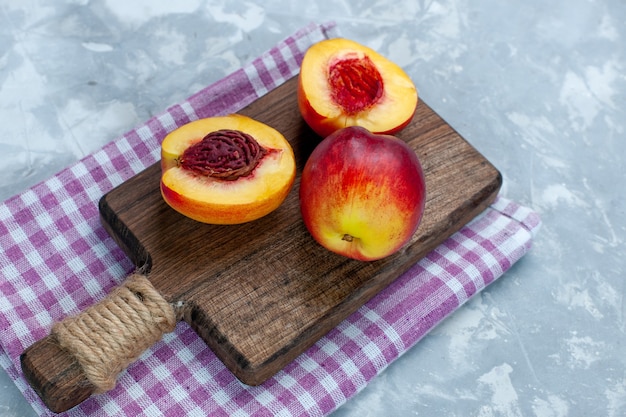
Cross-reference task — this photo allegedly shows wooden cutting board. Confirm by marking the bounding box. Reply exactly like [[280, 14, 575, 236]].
[[22, 76, 501, 412]]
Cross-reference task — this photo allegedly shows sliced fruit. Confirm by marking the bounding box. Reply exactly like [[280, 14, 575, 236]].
[[160, 114, 296, 224], [298, 38, 418, 138]]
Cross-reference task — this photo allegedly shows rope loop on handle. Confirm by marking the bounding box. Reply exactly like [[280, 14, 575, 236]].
[[52, 273, 176, 394]]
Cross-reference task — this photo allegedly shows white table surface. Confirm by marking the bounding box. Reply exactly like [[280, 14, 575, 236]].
[[1, 1, 624, 416]]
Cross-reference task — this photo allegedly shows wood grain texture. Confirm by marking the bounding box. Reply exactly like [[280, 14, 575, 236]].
[[21, 76, 501, 411], [21, 335, 93, 413]]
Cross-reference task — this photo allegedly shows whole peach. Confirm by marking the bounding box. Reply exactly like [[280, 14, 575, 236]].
[[299, 126, 426, 261]]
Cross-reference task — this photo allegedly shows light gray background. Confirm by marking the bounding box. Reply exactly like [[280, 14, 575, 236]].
[[1, 1, 624, 416]]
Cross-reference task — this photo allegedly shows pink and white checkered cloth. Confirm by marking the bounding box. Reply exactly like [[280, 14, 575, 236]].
[[0, 22, 541, 416]]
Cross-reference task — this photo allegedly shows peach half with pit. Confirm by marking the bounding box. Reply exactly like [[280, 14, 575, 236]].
[[160, 114, 296, 225], [298, 38, 418, 138]]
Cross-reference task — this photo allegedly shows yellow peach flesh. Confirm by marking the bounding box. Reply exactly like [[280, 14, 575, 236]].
[[298, 38, 418, 137], [160, 115, 296, 224]]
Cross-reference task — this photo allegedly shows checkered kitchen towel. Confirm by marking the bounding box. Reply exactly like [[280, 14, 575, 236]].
[[0, 22, 541, 416]]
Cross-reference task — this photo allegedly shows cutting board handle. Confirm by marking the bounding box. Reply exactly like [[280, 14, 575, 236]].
[[20, 273, 177, 413]]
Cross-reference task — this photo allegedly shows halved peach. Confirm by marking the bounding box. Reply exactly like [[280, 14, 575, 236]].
[[298, 38, 418, 138], [160, 114, 296, 224]]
